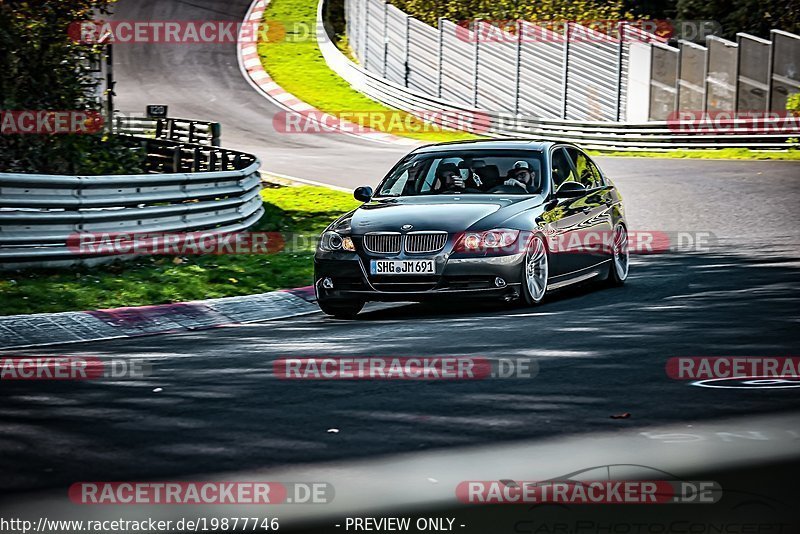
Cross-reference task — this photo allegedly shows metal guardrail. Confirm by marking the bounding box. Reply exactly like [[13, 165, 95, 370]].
[[0, 135, 262, 270], [330, 0, 799, 149], [115, 116, 222, 146]]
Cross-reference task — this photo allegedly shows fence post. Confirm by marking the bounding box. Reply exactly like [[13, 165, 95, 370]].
[[188, 122, 196, 144], [363, 0, 370, 69], [210, 123, 221, 146], [192, 147, 201, 172], [403, 15, 410, 87], [561, 22, 570, 119], [675, 43, 683, 115], [474, 21, 480, 107], [437, 17, 444, 99], [382, 1, 389, 78], [173, 145, 182, 173], [767, 30, 777, 110], [514, 20, 522, 115], [105, 44, 114, 135], [616, 22, 625, 121]]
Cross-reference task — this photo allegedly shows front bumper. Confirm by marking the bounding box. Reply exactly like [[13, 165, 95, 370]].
[[314, 252, 526, 302]]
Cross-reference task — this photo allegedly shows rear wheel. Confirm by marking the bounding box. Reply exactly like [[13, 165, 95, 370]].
[[521, 234, 549, 305], [318, 298, 364, 319]]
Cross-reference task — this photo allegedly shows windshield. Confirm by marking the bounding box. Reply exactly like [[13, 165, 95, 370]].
[[376, 150, 546, 197]]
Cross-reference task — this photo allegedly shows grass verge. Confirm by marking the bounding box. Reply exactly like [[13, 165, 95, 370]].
[[589, 148, 800, 161], [0, 185, 358, 316], [256, 0, 476, 143]]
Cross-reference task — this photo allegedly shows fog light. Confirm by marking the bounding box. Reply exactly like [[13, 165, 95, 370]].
[[322, 277, 334, 289], [495, 277, 506, 288]]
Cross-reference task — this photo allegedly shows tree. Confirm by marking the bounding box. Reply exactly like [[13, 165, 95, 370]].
[[387, 0, 631, 28], [676, 0, 800, 39], [0, 0, 142, 174]]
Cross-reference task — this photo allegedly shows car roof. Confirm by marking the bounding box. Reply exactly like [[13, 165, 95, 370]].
[[411, 139, 561, 154]]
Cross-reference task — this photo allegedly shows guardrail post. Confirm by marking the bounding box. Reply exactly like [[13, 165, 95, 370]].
[[437, 17, 444, 99], [209, 149, 218, 171], [155, 119, 164, 139], [167, 119, 175, 141], [561, 22, 570, 119], [188, 122, 196, 144], [234, 153, 243, 169]]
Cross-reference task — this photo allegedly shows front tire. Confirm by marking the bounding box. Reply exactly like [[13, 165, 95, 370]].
[[318, 298, 364, 319], [521, 234, 549, 305], [605, 223, 629, 286]]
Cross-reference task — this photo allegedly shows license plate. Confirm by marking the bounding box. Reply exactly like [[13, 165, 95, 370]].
[[370, 259, 435, 275]]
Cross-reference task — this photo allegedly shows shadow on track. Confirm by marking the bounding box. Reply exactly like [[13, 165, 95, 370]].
[[1, 246, 799, 492]]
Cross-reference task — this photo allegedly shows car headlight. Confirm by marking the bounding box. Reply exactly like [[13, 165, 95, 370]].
[[455, 229, 520, 252], [319, 231, 355, 252]]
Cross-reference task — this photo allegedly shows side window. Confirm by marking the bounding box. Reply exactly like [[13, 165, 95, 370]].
[[587, 159, 605, 187], [550, 148, 578, 188], [565, 148, 602, 188]]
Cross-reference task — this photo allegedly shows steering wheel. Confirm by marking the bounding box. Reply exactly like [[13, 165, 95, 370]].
[[440, 186, 482, 194], [487, 184, 526, 194]]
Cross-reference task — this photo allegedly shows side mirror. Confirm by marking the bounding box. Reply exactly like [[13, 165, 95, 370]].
[[555, 181, 586, 199], [354, 186, 373, 202]]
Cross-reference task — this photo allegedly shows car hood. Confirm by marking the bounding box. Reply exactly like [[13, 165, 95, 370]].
[[348, 196, 527, 234]]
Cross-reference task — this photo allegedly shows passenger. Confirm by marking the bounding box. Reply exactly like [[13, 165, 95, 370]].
[[435, 162, 466, 193], [503, 161, 537, 193]]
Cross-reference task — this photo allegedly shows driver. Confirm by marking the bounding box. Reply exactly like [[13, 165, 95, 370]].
[[435, 162, 466, 192], [503, 161, 537, 193]]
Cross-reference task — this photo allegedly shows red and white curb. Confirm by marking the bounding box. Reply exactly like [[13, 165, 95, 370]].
[[0, 286, 319, 349], [236, 0, 416, 145]]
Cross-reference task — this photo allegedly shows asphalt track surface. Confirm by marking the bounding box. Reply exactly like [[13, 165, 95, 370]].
[[2, 0, 800, 523]]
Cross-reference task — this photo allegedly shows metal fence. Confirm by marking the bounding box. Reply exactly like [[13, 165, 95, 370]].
[[115, 116, 222, 146], [320, 0, 797, 148], [345, 0, 800, 124], [0, 133, 262, 270]]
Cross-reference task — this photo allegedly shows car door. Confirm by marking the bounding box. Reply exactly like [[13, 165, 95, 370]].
[[563, 147, 614, 268], [542, 146, 591, 277]]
